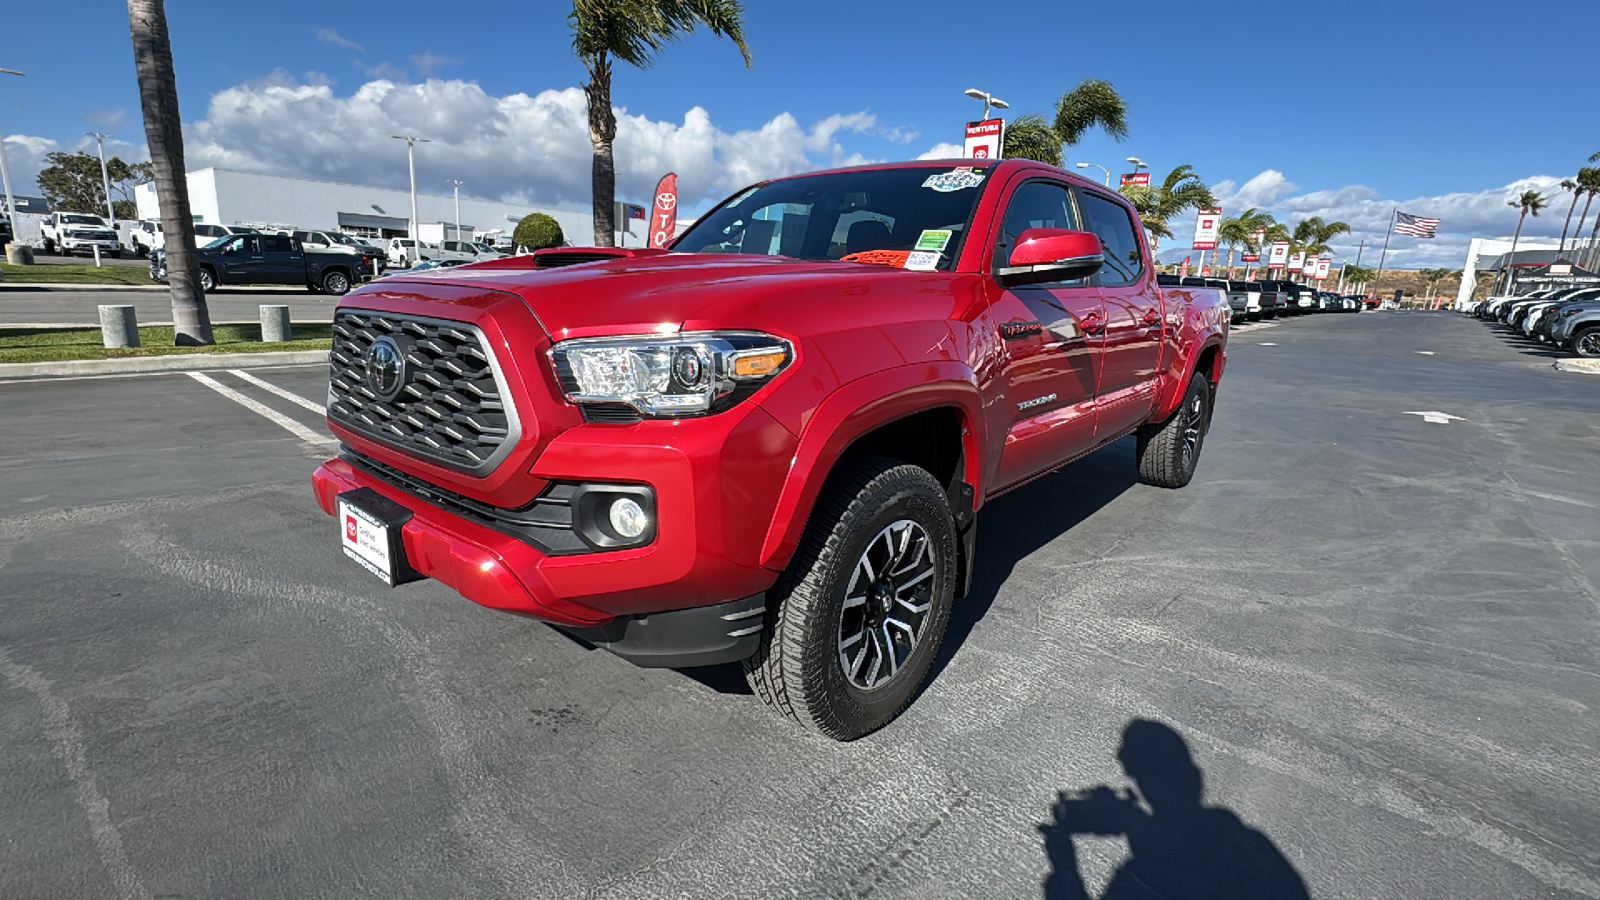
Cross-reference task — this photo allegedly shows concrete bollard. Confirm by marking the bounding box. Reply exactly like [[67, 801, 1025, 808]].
[[260, 304, 291, 342], [6, 245, 34, 265], [99, 305, 140, 348]]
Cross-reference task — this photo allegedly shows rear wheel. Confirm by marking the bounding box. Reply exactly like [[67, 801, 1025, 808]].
[[1574, 327, 1600, 358], [744, 457, 956, 741], [1136, 373, 1212, 489], [198, 268, 217, 292], [322, 270, 351, 295]]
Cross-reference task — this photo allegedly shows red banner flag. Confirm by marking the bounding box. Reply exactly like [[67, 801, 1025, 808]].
[[649, 173, 678, 249]]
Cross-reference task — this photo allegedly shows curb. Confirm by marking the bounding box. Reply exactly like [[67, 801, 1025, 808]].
[[1554, 359, 1600, 376], [0, 350, 329, 379]]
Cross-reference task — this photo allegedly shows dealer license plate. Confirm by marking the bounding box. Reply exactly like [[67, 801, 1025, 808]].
[[336, 487, 415, 585]]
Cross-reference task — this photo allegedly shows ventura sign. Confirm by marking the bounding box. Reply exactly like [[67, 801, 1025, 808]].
[[963, 119, 1005, 159]]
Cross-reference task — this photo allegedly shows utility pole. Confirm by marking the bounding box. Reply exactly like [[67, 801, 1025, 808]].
[[85, 131, 117, 225], [0, 68, 25, 234], [390, 134, 429, 260], [447, 179, 463, 244]]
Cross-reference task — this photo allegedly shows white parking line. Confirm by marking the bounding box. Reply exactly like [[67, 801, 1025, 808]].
[[187, 371, 336, 444], [229, 369, 326, 415]]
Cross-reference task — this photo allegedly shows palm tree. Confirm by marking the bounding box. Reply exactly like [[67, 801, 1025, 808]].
[[1556, 176, 1580, 260], [1216, 214, 1251, 277], [571, 0, 750, 247], [1118, 164, 1214, 256], [127, 0, 210, 345], [1000, 114, 1061, 166], [1343, 264, 1375, 295], [1002, 79, 1128, 165], [1421, 267, 1451, 302], [1570, 168, 1600, 265], [1504, 189, 1548, 294]]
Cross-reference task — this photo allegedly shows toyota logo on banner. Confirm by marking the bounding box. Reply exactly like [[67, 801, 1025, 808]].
[[649, 173, 678, 249]]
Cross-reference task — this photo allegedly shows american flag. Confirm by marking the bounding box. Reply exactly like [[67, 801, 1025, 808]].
[[1393, 211, 1440, 238]]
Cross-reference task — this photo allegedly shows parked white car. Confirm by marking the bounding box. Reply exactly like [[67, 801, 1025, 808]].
[[41, 212, 122, 257], [386, 237, 439, 266], [129, 220, 164, 257]]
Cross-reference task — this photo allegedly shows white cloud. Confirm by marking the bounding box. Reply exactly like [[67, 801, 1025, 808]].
[[163, 74, 888, 215], [312, 28, 364, 52], [916, 142, 963, 160], [1212, 169, 1297, 210], [408, 52, 458, 77], [2, 133, 149, 202]]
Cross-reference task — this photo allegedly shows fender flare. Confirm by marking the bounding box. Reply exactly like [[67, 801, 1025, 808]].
[[757, 361, 987, 572], [1154, 332, 1228, 421]]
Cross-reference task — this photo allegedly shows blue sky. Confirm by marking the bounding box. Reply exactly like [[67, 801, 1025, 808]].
[[1, 0, 1594, 267]]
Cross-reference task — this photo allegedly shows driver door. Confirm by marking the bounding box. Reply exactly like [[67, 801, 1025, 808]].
[[988, 179, 1105, 492]]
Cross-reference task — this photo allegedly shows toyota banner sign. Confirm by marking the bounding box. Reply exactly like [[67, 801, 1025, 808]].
[[1192, 208, 1222, 250], [1119, 172, 1150, 186], [648, 172, 678, 250], [963, 119, 1005, 160], [1315, 257, 1331, 280], [1267, 241, 1290, 269]]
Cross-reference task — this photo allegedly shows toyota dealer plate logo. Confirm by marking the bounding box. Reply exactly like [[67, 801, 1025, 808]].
[[365, 336, 407, 401]]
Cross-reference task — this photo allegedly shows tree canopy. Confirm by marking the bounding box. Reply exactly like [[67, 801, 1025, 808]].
[[37, 151, 153, 219], [1001, 79, 1127, 165], [514, 212, 565, 251]]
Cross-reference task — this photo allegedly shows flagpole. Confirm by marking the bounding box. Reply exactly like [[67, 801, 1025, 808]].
[[1374, 207, 1396, 300]]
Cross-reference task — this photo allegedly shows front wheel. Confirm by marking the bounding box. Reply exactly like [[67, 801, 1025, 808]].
[[322, 270, 351, 295], [1574, 327, 1600, 358], [1136, 373, 1212, 489], [744, 457, 957, 741], [197, 268, 217, 292]]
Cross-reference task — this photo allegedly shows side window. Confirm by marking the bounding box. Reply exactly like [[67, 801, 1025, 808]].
[[261, 235, 292, 253], [994, 180, 1077, 263], [1076, 190, 1145, 287], [239, 235, 262, 254]]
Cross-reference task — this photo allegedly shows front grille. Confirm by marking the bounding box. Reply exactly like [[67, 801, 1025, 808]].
[[328, 310, 519, 474]]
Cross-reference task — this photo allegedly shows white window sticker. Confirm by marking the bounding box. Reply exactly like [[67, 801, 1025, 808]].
[[915, 229, 953, 251], [903, 250, 941, 271], [922, 170, 986, 192]]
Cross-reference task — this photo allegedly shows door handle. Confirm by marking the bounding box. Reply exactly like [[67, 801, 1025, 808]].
[[1079, 312, 1105, 335], [1143, 308, 1162, 325]]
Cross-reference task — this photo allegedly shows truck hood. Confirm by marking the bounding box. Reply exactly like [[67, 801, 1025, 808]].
[[360, 252, 960, 339]]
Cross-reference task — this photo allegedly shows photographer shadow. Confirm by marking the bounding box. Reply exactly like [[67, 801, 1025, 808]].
[[1042, 720, 1309, 900]]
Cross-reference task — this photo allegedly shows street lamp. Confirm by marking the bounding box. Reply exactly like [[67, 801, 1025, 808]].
[[0, 67, 24, 230], [962, 87, 1009, 121], [446, 179, 463, 244], [1075, 161, 1111, 187], [84, 131, 116, 226], [1126, 156, 1147, 177], [390, 134, 430, 258]]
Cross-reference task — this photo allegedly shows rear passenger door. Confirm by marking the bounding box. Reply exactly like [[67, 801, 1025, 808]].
[[988, 178, 1105, 491], [259, 234, 306, 284], [1076, 188, 1163, 439]]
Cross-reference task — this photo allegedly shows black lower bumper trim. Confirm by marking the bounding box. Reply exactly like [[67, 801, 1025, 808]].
[[561, 592, 768, 668]]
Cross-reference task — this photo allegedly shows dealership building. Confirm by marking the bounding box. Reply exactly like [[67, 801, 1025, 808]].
[[132, 167, 631, 246]]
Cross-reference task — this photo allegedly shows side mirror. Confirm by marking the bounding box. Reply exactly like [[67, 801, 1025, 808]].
[[998, 228, 1105, 287]]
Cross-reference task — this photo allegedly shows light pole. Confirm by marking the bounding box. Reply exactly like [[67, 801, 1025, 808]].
[[84, 131, 116, 225], [1075, 161, 1111, 187], [962, 87, 1009, 121], [1126, 156, 1148, 179], [447, 179, 463, 244], [0, 68, 24, 233], [390, 134, 429, 259]]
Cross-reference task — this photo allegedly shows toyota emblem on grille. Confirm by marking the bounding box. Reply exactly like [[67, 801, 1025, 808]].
[[365, 336, 407, 401]]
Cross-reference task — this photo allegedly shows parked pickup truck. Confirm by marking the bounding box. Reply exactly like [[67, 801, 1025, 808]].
[[311, 159, 1229, 739], [41, 211, 122, 257], [151, 232, 381, 294]]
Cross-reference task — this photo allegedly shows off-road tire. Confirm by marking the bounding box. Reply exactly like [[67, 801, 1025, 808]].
[[1135, 373, 1212, 489], [744, 456, 957, 741], [1574, 327, 1600, 358]]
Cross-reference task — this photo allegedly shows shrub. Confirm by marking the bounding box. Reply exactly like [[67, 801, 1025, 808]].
[[513, 213, 564, 251]]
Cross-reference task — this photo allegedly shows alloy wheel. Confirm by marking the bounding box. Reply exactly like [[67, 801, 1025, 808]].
[[1180, 390, 1205, 471], [837, 518, 936, 691]]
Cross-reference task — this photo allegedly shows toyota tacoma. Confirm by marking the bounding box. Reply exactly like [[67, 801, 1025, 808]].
[[312, 159, 1229, 740]]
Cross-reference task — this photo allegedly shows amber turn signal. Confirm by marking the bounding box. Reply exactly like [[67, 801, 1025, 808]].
[[732, 350, 786, 379]]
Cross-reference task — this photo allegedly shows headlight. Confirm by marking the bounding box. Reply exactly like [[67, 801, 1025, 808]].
[[549, 330, 791, 418]]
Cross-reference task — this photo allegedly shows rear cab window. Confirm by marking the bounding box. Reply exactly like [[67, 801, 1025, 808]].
[[1074, 190, 1145, 287]]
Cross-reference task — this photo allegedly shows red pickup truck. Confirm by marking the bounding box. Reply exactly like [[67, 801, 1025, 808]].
[[312, 158, 1229, 739]]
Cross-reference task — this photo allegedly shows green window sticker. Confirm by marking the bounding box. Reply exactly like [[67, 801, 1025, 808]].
[[915, 230, 952, 252]]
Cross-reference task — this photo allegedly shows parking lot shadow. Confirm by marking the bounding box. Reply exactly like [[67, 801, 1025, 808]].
[[1040, 719, 1309, 900], [929, 438, 1137, 683]]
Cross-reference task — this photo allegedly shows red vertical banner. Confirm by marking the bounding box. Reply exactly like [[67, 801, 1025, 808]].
[[649, 173, 678, 249]]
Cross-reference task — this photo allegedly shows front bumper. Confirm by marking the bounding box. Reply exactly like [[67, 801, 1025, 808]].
[[61, 237, 121, 251]]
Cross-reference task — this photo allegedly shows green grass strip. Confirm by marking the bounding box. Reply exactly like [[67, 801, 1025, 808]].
[[0, 322, 331, 363]]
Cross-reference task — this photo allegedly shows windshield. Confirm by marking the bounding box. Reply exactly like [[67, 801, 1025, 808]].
[[673, 166, 994, 271], [329, 234, 363, 245], [202, 236, 232, 249], [63, 214, 105, 225]]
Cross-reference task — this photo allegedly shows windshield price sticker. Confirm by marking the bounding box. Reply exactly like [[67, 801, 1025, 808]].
[[923, 170, 986, 192], [915, 230, 953, 251], [903, 250, 941, 271]]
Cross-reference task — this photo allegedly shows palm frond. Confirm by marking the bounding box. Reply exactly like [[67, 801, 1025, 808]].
[[1052, 79, 1129, 146], [1001, 114, 1061, 166]]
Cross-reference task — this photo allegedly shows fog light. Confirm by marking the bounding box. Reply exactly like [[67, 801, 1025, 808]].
[[608, 497, 649, 539]]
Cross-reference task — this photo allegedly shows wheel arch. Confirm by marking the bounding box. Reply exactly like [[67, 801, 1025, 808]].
[[757, 362, 985, 577]]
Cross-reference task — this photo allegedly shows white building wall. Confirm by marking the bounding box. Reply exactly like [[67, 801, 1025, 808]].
[[133, 168, 602, 245]]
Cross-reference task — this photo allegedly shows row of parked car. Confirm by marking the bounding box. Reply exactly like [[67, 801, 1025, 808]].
[[1468, 286, 1600, 357], [1158, 276, 1368, 322]]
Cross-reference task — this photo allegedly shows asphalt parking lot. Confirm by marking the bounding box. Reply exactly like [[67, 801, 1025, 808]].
[[1, 311, 1596, 899]]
